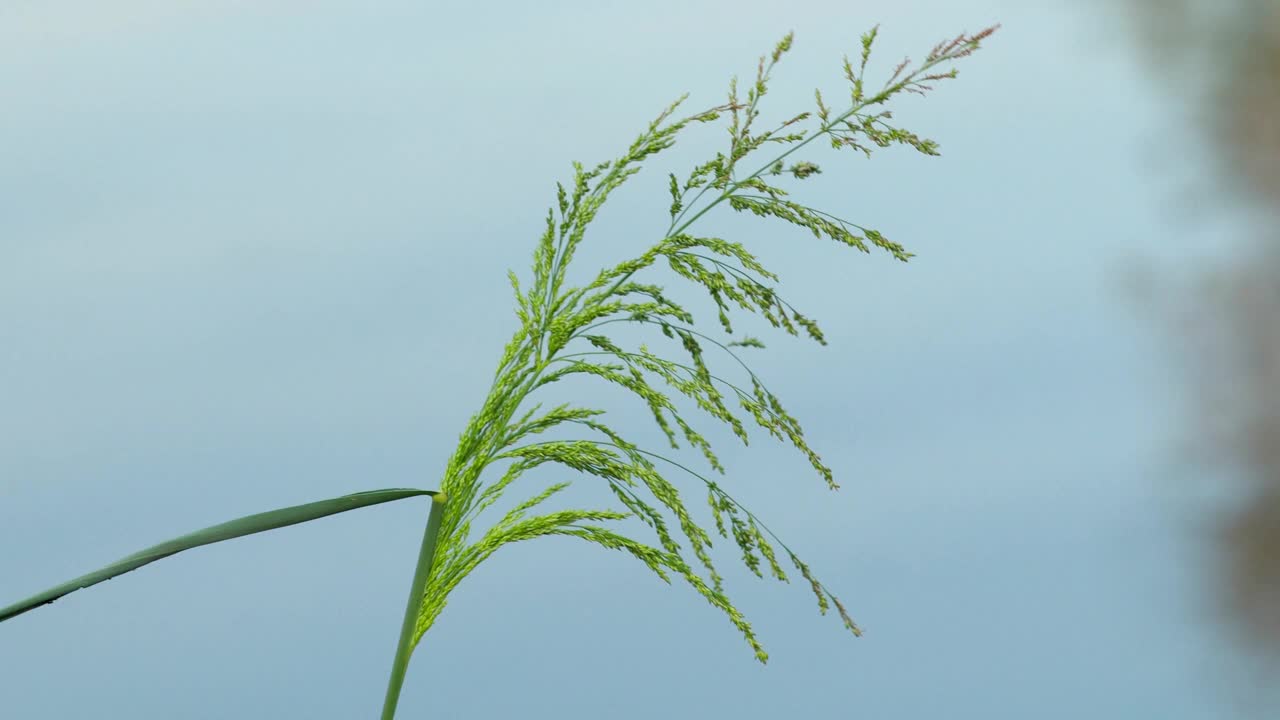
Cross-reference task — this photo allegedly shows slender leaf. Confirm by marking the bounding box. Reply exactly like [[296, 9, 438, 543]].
[[0, 487, 439, 623]]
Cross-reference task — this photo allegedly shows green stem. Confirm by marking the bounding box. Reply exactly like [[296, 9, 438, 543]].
[[381, 492, 449, 720]]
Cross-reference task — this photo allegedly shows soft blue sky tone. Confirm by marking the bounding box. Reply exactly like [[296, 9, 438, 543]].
[[1, 1, 1265, 717]]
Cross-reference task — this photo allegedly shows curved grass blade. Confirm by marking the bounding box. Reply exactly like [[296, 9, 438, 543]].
[[0, 487, 439, 624]]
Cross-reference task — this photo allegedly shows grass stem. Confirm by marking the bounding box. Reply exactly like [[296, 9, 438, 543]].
[[381, 492, 448, 720]]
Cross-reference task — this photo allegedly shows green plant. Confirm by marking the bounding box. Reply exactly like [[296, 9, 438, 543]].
[[1, 22, 997, 718]]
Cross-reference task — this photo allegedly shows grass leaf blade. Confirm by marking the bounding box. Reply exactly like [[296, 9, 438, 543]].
[[0, 487, 439, 624]]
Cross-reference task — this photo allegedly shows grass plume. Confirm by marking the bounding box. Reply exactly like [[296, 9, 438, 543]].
[[406, 23, 999, 667]]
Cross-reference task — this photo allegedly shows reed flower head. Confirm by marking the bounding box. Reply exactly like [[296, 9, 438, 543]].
[[409, 23, 999, 664]]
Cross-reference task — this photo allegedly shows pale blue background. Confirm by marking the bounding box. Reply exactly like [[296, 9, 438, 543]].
[[1, 1, 1265, 717]]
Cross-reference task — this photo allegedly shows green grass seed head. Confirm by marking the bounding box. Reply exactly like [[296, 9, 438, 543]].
[[410, 23, 998, 664]]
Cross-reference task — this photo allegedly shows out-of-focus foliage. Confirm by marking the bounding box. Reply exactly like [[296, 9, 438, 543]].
[[1108, 0, 1280, 662]]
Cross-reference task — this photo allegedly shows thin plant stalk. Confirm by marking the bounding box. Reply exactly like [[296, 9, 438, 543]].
[[381, 492, 448, 720]]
